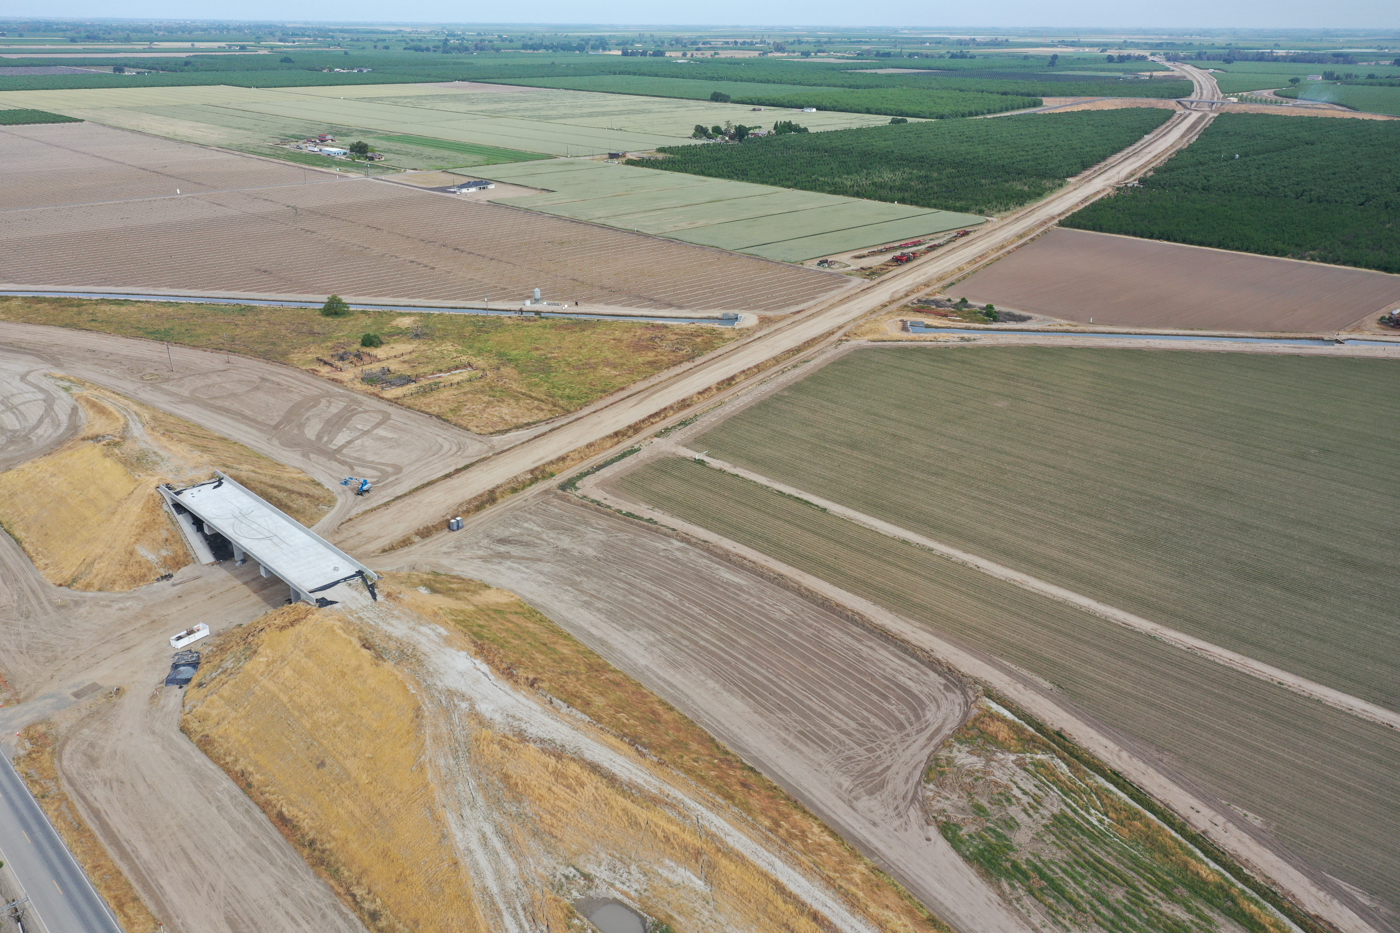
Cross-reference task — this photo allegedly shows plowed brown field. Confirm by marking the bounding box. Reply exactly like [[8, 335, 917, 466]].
[[956, 228, 1400, 331], [0, 123, 847, 314], [612, 456, 1400, 922], [0, 122, 336, 210]]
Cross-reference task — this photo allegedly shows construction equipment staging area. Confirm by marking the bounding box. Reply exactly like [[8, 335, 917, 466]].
[[161, 472, 377, 606]]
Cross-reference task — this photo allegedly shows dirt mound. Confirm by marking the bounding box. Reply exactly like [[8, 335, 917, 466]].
[[0, 380, 333, 590]]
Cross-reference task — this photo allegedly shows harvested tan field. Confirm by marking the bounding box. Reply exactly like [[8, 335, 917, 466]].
[[612, 456, 1400, 922], [0, 123, 847, 314], [0, 122, 336, 210], [0, 380, 332, 590], [956, 228, 1400, 331], [416, 498, 1028, 933], [14, 721, 161, 933], [184, 582, 904, 933]]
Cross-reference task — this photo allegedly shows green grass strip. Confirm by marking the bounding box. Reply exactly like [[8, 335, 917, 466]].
[[375, 134, 550, 162], [0, 108, 81, 125]]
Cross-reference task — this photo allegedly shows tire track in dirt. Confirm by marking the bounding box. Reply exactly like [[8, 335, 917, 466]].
[[0, 350, 82, 471], [0, 322, 488, 528], [404, 497, 1031, 933]]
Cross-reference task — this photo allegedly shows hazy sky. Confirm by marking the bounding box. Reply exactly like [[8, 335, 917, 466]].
[[7, 0, 1399, 30]]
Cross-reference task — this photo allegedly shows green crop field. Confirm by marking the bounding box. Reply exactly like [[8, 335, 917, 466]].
[[372, 134, 550, 164], [479, 158, 984, 261], [0, 48, 1190, 102], [689, 346, 1400, 710], [633, 108, 1174, 215], [516, 73, 1039, 118], [1064, 113, 1400, 272], [1282, 82, 1400, 115], [0, 107, 81, 124], [0, 81, 893, 164], [612, 454, 1400, 919]]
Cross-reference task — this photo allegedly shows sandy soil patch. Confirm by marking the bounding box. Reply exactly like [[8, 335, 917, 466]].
[[0, 322, 486, 523], [411, 499, 1027, 933], [955, 228, 1400, 332]]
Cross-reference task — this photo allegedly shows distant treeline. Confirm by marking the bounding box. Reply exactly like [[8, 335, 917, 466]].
[[631, 108, 1175, 216], [0, 50, 1192, 104]]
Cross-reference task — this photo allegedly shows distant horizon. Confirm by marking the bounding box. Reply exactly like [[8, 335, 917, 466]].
[[1, 5, 1397, 32]]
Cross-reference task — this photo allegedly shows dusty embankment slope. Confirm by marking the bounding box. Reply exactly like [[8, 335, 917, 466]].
[[0, 379, 334, 590], [182, 575, 946, 933]]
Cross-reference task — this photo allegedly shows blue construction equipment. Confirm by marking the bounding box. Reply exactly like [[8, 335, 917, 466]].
[[341, 476, 373, 496]]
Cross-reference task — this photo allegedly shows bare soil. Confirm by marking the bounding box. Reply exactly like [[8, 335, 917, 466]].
[[956, 228, 1400, 332], [0, 323, 487, 527], [401, 497, 1030, 933], [0, 122, 845, 314]]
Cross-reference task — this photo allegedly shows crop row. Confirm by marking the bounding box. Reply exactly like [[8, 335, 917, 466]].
[[1063, 113, 1400, 272], [631, 108, 1174, 215], [611, 454, 1400, 916]]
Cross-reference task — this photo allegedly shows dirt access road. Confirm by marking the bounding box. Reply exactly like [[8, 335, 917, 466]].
[[0, 323, 489, 530], [0, 526, 368, 933], [336, 106, 1217, 553], [403, 497, 1031, 933]]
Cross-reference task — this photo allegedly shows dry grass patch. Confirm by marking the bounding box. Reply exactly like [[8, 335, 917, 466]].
[[14, 721, 161, 933], [0, 380, 332, 590], [0, 298, 736, 435], [397, 571, 951, 933], [182, 604, 486, 933]]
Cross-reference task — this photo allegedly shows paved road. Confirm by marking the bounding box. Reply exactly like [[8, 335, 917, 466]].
[[0, 752, 122, 933], [335, 105, 1215, 555]]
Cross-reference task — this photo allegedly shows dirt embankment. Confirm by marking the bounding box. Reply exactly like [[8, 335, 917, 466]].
[[0, 379, 333, 591], [182, 575, 924, 933]]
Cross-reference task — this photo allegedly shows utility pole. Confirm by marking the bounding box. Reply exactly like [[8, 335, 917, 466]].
[[166, 341, 174, 372]]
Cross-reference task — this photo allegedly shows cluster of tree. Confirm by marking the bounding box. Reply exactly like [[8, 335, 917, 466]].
[[657, 107, 1174, 215], [772, 120, 810, 134], [403, 39, 498, 53], [1105, 54, 1148, 63], [1063, 113, 1400, 274], [691, 121, 755, 140], [1182, 50, 1358, 64]]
